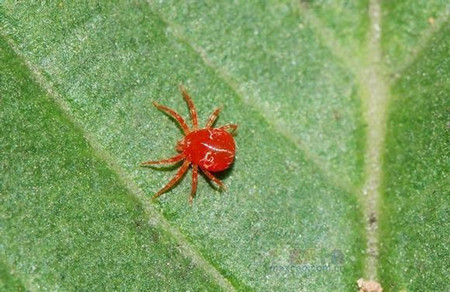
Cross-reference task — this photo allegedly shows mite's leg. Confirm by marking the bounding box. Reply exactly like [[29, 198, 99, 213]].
[[179, 84, 198, 130], [141, 153, 184, 166], [189, 165, 199, 204], [201, 169, 225, 189], [152, 160, 191, 199], [153, 101, 190, 135], [219, 124, 238, 134], [205, 108, 220, 128]]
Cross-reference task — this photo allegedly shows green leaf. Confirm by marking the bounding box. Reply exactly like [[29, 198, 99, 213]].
[[1, 1, 448, 290], [379, 8, 450, 291]]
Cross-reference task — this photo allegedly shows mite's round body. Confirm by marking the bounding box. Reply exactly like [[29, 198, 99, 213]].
[[178, 128, 236, 172], [141, 84, 238, 203]]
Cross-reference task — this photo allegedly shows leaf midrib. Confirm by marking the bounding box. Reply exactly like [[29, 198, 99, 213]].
[[359, 0, 386, 281]]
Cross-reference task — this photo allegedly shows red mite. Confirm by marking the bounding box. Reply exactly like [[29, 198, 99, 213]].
[[142, 84, 237, 203]]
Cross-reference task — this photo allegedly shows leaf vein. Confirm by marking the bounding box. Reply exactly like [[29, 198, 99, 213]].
[[0, 31, 237, 292], [146, 0, 357, 196]]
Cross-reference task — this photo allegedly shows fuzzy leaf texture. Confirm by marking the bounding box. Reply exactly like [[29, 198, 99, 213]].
[[1, 1, 448, 291]]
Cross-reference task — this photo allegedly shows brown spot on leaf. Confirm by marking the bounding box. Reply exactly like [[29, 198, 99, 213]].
[[357, 278, 383, 292]]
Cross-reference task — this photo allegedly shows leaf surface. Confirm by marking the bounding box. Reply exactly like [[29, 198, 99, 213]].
[[1, 1, 448, 290]]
